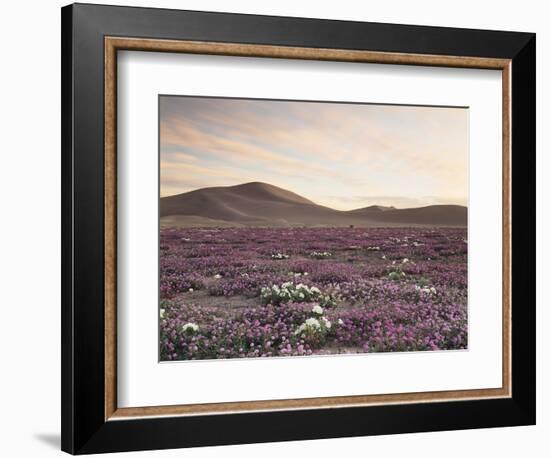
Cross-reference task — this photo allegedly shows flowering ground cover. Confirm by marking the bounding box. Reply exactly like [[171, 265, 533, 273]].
[[160, 227, 467, 360]]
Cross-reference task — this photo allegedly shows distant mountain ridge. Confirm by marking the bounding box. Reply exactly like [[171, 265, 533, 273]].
[[160, 182, 467, 228], [349, 205, 396, 213]]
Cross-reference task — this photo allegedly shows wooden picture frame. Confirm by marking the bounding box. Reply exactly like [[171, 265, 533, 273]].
[[62, 3, 535, 454]]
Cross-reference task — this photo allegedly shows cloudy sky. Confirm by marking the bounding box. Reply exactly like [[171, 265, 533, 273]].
[[160, 96, 468, 210]]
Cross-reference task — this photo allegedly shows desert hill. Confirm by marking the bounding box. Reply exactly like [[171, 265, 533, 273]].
[[160, 182, 467, 228]]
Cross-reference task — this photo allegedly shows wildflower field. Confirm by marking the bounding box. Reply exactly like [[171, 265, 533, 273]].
[[160, 227, 468, 361]]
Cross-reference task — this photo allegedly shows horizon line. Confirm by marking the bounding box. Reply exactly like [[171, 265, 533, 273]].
[[159, 181, 468, 212]]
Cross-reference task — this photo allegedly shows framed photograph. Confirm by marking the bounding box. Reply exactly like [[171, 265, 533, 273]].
[[61, 3, 536, 454]]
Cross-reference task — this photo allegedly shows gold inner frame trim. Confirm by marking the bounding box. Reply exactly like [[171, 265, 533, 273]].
[[104, 36, 512, 421]]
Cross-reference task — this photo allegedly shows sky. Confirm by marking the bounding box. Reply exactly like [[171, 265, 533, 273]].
[[160, 96, 468, 210]]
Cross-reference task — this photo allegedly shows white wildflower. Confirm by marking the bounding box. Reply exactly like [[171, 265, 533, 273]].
[[272, 252, 289, 260], [214, 274, 222, 279], [188, 288, 194, 292], [418, 286, 436, 295], [180, 322, 199, 333], [261, 281, 335, 308], [160, 308, 165, 319], [305, 317, 321, 328], [311, 251, 332, 258], [312, 305, 324, 315], [337, 318, 344, 326], [294, 317, 320, 336]]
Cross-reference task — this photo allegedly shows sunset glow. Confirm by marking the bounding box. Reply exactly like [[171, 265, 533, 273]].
[[160, 96, 468, 210]]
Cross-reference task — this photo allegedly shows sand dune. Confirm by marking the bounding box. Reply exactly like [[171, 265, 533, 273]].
[[160, 182, 467, 227]]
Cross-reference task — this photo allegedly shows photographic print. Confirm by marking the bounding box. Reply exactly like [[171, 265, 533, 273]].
[[159, 96, 468, 361]]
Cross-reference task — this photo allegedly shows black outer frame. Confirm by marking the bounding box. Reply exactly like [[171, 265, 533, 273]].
[[61, 3, 536, 454]]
